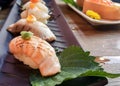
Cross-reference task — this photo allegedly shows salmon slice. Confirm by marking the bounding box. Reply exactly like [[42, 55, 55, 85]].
[[9, 35, 61, 76], [76, 0, 84, 7], [39, 56, 61, 76], [82, 0, 120, 20]]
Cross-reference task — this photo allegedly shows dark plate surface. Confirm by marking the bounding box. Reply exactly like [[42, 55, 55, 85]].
[[0, 0, 108, 86]]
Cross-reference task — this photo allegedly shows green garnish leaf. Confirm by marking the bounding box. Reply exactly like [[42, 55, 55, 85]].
[[81, 70, 120, 78], [62, 0, 82, 10], [20, 31, 33, 40], [62, 0, 76, 6], [30, 46, 120, 86]]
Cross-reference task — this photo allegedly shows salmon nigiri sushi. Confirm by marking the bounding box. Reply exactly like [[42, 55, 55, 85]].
[[9, 31, 61, 76], [7, 14, 56, 42], [82, 0, 120, 20]]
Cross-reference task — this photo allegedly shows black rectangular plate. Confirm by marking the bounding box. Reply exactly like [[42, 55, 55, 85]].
[[0, 0, 108, 86]]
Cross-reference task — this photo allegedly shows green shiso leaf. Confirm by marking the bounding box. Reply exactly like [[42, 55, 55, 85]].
[[30, 46, 120, 86], [62, 0, 76, 6], [62, 0, 82, 10], [81, 70, 120, 78]]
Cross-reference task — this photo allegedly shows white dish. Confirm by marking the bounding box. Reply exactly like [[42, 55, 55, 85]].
[[68, 4, 120, 25]]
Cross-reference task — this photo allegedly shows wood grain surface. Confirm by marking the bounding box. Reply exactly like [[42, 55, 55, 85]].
[[55, 0, 120, 86], [55, 0, 120, 56]]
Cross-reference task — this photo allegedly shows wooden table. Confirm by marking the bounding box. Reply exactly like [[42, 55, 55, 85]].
[[55, 0, 120, 56], [55, 0, 120, 86]]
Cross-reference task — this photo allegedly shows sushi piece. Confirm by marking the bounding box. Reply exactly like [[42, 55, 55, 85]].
[[82, 0, 120, 20], [21, 2, 50, 24], [22, 0, 48, 13], [9, 31, 61, 76], [7, 14, 56, 42]]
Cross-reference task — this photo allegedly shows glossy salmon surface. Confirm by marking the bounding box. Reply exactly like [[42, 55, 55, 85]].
[[9, 36, 61, 76]]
